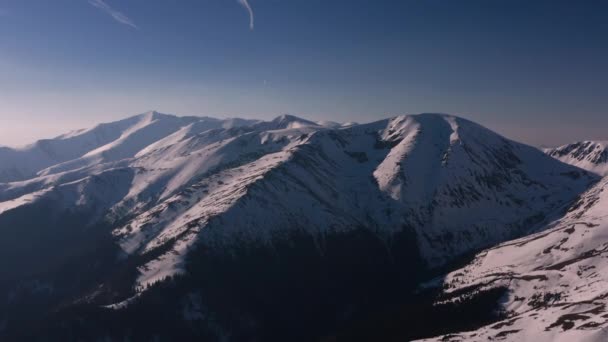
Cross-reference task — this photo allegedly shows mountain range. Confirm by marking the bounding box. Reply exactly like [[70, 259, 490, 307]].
[[0, 111, 606, 341]]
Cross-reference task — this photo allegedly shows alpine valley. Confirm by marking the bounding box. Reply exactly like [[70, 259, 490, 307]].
[[1, 111, 606, 341]]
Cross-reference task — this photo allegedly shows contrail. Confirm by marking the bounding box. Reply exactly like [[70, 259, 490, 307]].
[[89, 0, 138, 29], [237, 0, 254, 30]]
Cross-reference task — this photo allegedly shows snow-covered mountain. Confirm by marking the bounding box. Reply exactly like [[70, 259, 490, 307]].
[[0, 111, 260, 183], [545, 141, 608, 176], [100, 113, 593, 290], [413, 145, 608, 341], [418, 174, 608, 342], [0, 112, 599, 341]]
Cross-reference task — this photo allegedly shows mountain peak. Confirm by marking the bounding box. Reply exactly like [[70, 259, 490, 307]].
[[255, 114, 320, 130], [272, 114, 316, 124], [136, 110, 175, 122], [273, 113, 299, 121], [546, 140, 608, 176]]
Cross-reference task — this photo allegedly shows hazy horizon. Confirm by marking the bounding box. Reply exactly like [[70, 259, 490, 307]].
[[1, 0, 607, 147], [1, 110, 606, 149]]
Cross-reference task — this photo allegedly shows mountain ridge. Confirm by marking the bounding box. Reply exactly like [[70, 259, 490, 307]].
[[0, 111, 262, 183], [545, 141, 608, 176], [0, 111, 600, 341]]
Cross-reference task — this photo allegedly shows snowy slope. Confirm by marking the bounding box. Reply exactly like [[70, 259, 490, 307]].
[[0, 113, 260, 203], [0, 111, 259, 183], [37, 112, 208, 177], [418, 175, 608, 342], [0, 112, 179, 182], [546, 141, 608, 176], [0, 113, 595, 273], [0, 112, 598, 340], [103, 113, 595, 290], [0, 112, 140, 182]]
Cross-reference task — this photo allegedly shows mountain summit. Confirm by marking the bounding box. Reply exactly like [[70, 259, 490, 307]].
[[545, 141, 608, 176]]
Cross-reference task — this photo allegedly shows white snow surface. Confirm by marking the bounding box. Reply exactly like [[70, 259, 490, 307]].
[[0, 112, 596, 307], [545, 141, 608, 176], [418, 175, 608, 342]]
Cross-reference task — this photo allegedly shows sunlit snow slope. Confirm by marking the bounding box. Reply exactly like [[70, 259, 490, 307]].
[[0, 112, 594, 290], [546, 141, 608, 176], [419, 179, 608, 340], [0, 112, 598, 340]]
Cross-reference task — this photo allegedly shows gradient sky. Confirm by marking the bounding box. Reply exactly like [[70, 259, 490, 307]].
[[0, 0, 607, 147]]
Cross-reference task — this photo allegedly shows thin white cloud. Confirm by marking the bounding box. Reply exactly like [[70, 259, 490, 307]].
[[89, 0, 138, 29], [237, 0, 254, 30]]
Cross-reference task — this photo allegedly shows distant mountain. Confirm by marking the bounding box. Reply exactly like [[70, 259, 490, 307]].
[[0, 112, 598, 341], [0, 111, 259, 183], [545, 141, 608, 176]]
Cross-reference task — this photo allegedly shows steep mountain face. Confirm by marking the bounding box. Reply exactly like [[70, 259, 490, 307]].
[[419, 175, 608, 342], [545, 141, 608, 176], [0, 112, 597, 341]]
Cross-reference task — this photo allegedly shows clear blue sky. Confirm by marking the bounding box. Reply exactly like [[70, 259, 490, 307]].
[[0, 0, 607, 147]]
